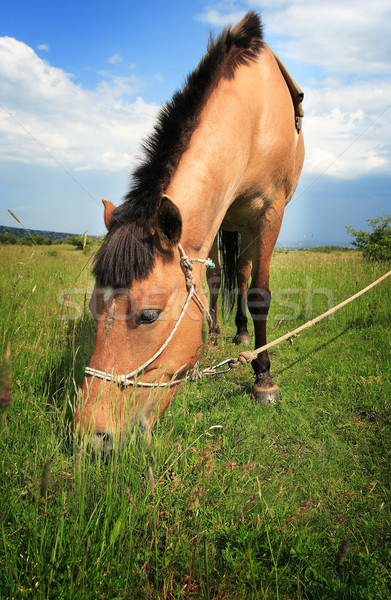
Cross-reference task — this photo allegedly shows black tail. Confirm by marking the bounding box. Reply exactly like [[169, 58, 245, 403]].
[[218, 229, 240, 317]]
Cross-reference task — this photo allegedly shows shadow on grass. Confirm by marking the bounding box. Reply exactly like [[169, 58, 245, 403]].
[[278, 312, 386, 375], [279, 328, 349, 374]]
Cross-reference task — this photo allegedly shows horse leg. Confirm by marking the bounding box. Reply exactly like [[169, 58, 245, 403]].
[[206, 236, 221, 336], [247, 203, 284, 404], [233, 231, 252, 345]]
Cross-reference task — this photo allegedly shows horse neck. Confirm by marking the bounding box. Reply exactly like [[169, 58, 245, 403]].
[[166, 72, 255, 260]]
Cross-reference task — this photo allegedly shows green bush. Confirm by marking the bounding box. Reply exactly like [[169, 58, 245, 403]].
[[20, 235, 53, 246], [0, 233, 19, 244], [64, 234, 94, 250], [346, 214, 391, 262]]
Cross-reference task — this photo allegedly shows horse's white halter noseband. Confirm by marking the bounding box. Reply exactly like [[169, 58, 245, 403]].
[[84, 245, 214, 388]]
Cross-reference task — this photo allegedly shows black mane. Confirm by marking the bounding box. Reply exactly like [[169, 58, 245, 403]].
[[93, 11, 264, 288]]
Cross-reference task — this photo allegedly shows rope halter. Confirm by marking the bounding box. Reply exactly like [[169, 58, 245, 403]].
[[84, 244, 215, 388]]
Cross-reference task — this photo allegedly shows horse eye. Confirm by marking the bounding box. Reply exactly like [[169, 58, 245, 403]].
[[137, 309, 161, 325]]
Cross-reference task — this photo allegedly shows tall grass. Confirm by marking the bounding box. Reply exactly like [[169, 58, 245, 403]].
[[0, 245, 390, 599]]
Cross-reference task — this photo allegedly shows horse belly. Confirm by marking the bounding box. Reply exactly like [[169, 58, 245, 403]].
[[221, 190, 273, 232]]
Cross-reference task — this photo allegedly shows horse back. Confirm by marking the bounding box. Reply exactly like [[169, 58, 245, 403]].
[[221, 44, 305, 231]]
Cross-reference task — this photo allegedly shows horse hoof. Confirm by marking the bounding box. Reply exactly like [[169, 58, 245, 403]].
[[251, 386, 281, 405], [233, 333, 251, 346], [251, 372, 281, 405]]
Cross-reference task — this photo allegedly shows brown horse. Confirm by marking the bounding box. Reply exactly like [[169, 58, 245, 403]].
[[74, 12, 304, 449]]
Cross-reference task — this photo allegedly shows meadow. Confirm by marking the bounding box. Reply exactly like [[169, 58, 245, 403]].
[[0, 243, 390, 599]]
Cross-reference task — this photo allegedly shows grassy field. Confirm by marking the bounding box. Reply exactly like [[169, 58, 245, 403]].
[[0, 244, 390, 599]]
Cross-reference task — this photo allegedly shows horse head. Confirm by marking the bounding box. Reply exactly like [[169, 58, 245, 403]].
[[74, 197, 209, 450]]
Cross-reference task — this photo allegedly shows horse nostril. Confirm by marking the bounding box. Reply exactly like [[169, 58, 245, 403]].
[[92, 432, 113, 458]]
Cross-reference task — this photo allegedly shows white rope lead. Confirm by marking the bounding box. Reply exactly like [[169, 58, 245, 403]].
[[85, 244, 214, 388]]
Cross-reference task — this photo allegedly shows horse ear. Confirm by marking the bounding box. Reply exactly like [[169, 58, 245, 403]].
[[102, 198, 116, 230], [156, 195, 182, 246]]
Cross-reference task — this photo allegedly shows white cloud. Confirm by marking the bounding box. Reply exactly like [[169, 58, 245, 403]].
[[195, 8, 246, 26], [107, 53, 122, 65], [0, 37, 160, 172], [260, 0, 391, 76], [37, 43, 50, 52], [302, 76, 391, 179]]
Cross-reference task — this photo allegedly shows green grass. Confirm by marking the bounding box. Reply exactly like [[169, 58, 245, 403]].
[[0, 245, 390, 599]]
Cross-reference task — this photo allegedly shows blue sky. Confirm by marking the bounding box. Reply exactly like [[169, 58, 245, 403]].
[[1, 0, 390, 245]]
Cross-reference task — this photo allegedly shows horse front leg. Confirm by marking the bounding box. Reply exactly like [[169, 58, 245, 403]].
[[233, 231, 252, 346], [206, 236, 221, 337], [247, 205, 284, 404]]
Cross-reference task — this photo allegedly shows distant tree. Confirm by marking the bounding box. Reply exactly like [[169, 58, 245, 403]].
[[21, 235, 52, 245], [346, 214, 391, 262]]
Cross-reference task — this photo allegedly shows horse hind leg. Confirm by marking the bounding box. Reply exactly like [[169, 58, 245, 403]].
[[233, 231, 252, 346]]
